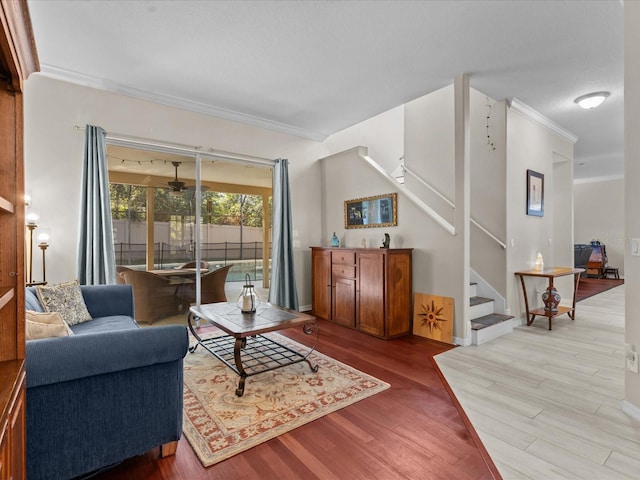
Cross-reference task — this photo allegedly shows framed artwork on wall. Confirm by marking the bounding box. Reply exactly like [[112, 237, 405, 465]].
[[526, 169, 544, 217], [344, 193, 397, 229]]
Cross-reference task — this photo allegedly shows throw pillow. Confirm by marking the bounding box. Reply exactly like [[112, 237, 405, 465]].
[[25, 288, 44, 312], [26, 310, 74, 336], [26, 320, 69, 340], [25, 310, 73, 340], [36, 280, 92, 326]]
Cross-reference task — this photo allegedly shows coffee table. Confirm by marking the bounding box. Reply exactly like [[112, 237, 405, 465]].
[[187, 302, 319, 396]]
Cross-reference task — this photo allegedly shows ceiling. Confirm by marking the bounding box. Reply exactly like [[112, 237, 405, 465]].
[[27, 0, 623, 183]]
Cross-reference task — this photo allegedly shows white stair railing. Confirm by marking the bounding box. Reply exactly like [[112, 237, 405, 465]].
[[361, 151, 506, 249], [358, 151, 456, 236]]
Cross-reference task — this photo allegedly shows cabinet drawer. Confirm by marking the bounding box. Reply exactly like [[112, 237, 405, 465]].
[[332, 251, 355, 265], [332, 265, 356, 278]]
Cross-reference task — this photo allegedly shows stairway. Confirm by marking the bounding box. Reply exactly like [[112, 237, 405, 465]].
[[470, 283, 514, 345]]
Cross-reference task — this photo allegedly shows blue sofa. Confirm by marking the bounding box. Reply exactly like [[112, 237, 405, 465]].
[[25, 284, 189, 480]]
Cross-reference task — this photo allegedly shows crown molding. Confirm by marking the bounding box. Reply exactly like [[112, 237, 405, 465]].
[[37, 64, 330, 142], [508, 98, 578, 144], [573, 173, 624, 184]]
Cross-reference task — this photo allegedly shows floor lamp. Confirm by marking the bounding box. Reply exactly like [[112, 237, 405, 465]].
[[26, 223, 36, 285], [25, 213, 49, 286], [38, 229, 50, 284]]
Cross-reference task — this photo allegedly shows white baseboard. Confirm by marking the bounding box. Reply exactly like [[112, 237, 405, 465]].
[[453, 335, 472, 347], [299, 303, 312, 313], [621, 400, 640, 422]]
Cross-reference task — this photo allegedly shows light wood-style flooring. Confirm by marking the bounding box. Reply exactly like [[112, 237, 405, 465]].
[[435, 285, 640, 479]]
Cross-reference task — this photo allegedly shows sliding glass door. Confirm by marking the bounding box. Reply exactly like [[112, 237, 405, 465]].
[[107, 143, 272, 322]]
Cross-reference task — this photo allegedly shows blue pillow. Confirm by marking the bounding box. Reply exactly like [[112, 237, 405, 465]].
[[25, 288, 44, 312]]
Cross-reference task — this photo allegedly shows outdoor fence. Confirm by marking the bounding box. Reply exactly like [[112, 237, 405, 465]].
[[114, 241, 271, 281]]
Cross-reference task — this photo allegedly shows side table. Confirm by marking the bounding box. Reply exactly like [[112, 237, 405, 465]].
[[514, 267, 584, 330]]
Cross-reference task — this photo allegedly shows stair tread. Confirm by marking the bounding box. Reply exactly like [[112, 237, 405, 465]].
[[470, 296, 494, 306], [471, 313, 515, 330]]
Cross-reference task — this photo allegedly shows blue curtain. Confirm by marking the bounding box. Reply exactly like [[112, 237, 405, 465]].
[[268, 158, 299, 310], [77, 125, 116, 285]]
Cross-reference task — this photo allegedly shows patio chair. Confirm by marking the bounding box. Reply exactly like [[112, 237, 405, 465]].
[[115, 265, 134, 284], [175, 260, 210, 271], [180, 264, 234, 307], [120, 270, 181, 324]]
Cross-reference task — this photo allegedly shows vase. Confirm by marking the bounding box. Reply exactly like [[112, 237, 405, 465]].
[[541, 286, 560, 313], [331, 232, 339, 247]]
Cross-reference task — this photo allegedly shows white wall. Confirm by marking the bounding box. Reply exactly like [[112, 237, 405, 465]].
[[506, 106, 575, 321], [574, 178, 625, 276], [624, 1, 640, 413], [553, 154, 574, 274], [470, 91, 507, 297], [404, 85, 455, 215], [23, 75, 326, 306]]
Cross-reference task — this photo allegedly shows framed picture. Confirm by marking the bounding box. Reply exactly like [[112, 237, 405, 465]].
[[412, 293, 454, 344], [344, 193, 397, 229], [526, 169, 544, 217]]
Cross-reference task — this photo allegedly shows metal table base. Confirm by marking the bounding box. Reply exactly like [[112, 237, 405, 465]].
[[187, 310, 319, 396]]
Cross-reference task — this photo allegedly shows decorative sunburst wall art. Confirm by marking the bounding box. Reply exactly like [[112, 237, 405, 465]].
[[412, 293, 454, 344]]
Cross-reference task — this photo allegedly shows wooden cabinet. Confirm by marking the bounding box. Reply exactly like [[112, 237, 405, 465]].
[[331, 251, 356, 327], [0, 363, 25, 480], [0, 2, 39, 479], [357, 252, 385, 337], [311, 248, 331, 321], [311, 247, 413, 339]]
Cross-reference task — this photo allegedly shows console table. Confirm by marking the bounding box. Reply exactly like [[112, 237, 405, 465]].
[[514, 267, 584, 330]]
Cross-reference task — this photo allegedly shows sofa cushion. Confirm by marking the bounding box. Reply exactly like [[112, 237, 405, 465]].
[[36, 280, 92, 326], [26, 311, 74, 337], [70, 315, 139, 335]]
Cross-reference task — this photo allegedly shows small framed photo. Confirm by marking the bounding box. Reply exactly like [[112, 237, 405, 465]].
[[526, 169, 544, 217]]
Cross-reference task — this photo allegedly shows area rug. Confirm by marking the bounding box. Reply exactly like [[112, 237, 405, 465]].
[[182, 332, 390, 467]]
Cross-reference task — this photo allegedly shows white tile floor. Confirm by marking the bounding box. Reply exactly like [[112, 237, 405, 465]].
[[435, 285, 640, 479]]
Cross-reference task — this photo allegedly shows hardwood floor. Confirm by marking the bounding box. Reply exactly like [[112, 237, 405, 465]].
[[91, 320, 499, 480], [575, 276, 624, 302], [436, 285, 640, 479]]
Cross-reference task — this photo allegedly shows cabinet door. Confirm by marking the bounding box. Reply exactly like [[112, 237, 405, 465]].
[[357, 253, 385, 337], [311, 249, 332, 321], [332, 276, 356, 328], [0, 420, 8, 480], [9, 384, 25, 480]]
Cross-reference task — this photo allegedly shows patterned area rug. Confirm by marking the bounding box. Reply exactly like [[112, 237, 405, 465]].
[[182, 333, 390, 467]]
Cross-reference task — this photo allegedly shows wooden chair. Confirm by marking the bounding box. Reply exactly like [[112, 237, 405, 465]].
[[120, 270, 181, 324], [180, 264, 234, 307]]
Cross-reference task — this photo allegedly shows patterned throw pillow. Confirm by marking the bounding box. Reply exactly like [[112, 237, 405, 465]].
[[35, 280, 92, 326]]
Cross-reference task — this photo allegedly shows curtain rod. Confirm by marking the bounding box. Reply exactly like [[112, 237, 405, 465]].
[[73, 125, 275, 167]]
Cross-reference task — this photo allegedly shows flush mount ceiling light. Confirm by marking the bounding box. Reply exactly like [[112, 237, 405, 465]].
[[574, 91, 610, 109]]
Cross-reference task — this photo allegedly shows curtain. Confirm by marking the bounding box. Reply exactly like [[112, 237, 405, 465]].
[[77, 125, 116, 285], [268, 158, 299, 310]]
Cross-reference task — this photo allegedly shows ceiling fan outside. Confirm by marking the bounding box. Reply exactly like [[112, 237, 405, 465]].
[[168, 161, 186, 194], [167, 161, 209, 195]]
